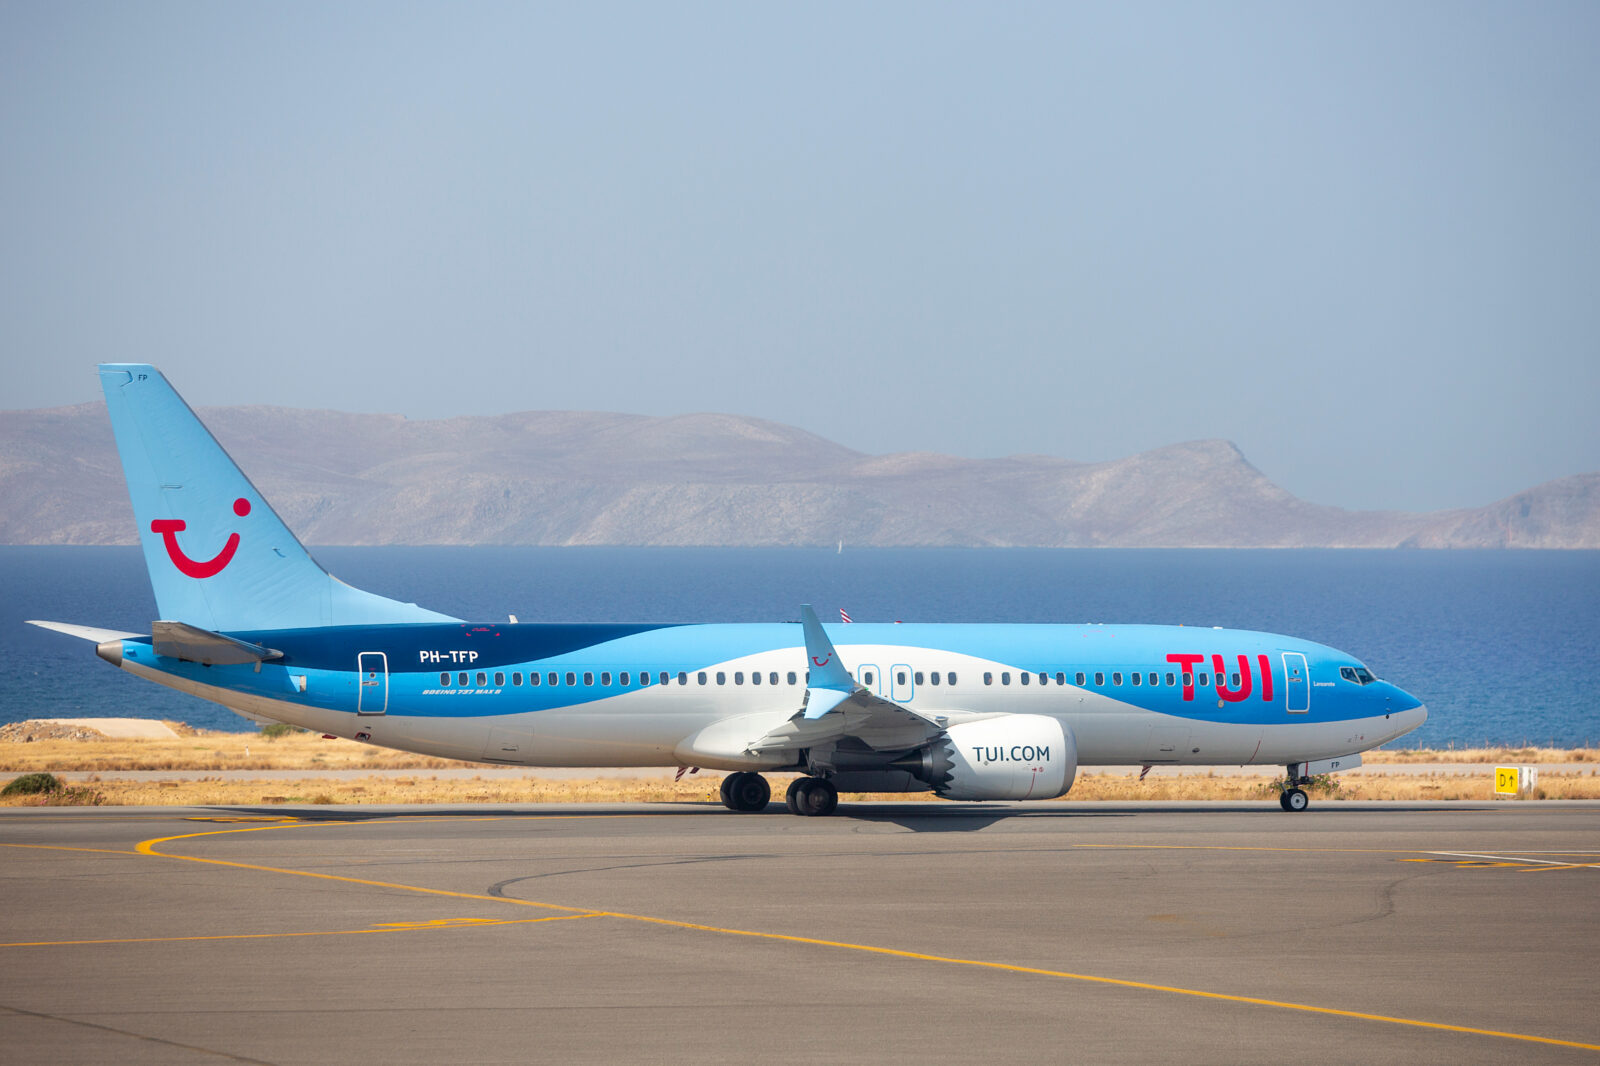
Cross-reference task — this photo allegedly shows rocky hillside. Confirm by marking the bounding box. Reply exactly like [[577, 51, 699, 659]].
[[1, 402, 1595, 548]]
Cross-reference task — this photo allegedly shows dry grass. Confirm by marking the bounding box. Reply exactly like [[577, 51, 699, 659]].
[[3, 729, 1598, 807]]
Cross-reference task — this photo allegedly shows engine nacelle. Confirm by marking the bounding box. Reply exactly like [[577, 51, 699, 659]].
[[905, 715, 1077, 801]]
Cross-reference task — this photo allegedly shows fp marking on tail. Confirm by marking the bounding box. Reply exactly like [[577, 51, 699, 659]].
[[150, 497, 251, 578]]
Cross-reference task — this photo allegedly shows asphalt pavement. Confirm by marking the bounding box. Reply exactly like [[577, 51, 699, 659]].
[[3, 800, 1597, 1064]]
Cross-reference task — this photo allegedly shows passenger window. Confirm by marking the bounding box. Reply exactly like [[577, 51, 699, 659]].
[[1020, 673, 1029, 686], [639, 672, 650, 686], [734, 671, 744, 685], [698, 672, 707, 685], [914, 671, 924, 685], [439, 672, 450, 686], [1148, 673, 1157, 686], [531, 672, 541, 687], [1182, 672, 1192, 687], [1197, 674, 1208, 686], [1001, 672, 1011, 685], [1094, 672, 1104, 686], [1231, 673, 1240, 687], [716, 672, 726, 685], [1075, 672, 1086, 686], [677, 672, 687, 685], [1112, 672, 1122, 686], [751, 671, 761, 685], [494, 672, 505, 686], [1131, 672, 1141, 686], [1038, 673, 1048, 685], [787, 671, 797, 685], [600, 672, 611, 686], [898, 671, 907, 685], [1166, 672, 1175, 686], [583, 672, 594, 686], [769, 672, 779, 685], [620, 672, 630, 686], [1215, 673, 1225, 686], [984, 672, 994, 686], [947, 672, 957, 686], [512, 672, 522, 686], [459, 672, 469, 686], [551, 673, 561, 686], [477, 672, 487, 686], [1056, 672, 1066, 685]]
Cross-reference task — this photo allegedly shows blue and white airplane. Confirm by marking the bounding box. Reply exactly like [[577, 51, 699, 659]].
[[29, 365, 1426, 815]]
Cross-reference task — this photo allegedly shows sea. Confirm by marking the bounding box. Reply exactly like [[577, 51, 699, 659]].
[[3, 547, 1597, 750]]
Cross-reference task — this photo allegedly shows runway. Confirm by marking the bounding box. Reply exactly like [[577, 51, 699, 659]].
[[3, 801, 1597, 1064]]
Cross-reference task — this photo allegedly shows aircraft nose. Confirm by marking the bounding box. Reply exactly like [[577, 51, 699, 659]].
[[1391, 702, 1427, 738]]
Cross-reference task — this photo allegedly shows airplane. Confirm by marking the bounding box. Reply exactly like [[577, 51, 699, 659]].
[[28, 365, 1427, 815]]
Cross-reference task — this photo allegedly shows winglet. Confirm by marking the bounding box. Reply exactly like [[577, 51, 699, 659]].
[[800, 604, 857, 719]]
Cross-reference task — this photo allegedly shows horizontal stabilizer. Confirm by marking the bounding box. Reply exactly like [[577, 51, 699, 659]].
[[150, 620, 283, 666], [26, 620, 143, 643]]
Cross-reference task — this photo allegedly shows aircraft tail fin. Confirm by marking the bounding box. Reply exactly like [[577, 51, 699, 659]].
[[97, 364, 459, 632]]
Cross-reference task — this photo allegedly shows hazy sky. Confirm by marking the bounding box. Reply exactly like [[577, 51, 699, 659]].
[[3, 2, 1596, 512]]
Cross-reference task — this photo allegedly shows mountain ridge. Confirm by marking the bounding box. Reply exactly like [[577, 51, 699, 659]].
[[1, 402, 1595, 548]]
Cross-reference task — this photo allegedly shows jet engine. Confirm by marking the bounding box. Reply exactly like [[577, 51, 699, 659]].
[[899, 715, 1077, 800]]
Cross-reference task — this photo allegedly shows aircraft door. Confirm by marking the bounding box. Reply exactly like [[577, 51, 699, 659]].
[[357, 652, 388, 715], [1281, 652, 1309, 714], [890, 664, 914, 703]]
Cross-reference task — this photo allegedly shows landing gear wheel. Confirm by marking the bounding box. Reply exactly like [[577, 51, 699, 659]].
[[785, 777, 838, 817], [1278, 790, 1292, 811], [1283, 787, 1309, 812], [721, 772, 771, 812]]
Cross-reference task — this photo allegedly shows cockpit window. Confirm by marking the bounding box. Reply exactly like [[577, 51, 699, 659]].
[[1341, 666, 1378, 685]]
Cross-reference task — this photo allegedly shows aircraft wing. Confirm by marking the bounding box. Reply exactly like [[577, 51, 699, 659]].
[[746, 605, 943, 754]]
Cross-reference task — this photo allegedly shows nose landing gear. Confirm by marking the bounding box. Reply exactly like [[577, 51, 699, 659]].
[[1278, 763, 1313, 811]]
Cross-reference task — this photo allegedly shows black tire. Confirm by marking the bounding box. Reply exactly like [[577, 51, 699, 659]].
[[790, 777, 839, 817], [1278, 790, 1292, 811], [1284, 787, 1309, 812], [785, 777, 807, 815], [813, 779, 838, 816], [720, 774, 737, 808], [726, 772, 771, 812]]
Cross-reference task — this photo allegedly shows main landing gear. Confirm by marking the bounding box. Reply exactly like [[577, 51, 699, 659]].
[[785, 776, 838, 817], [718, 773, 839, 816], [719, 771, 770, 812]]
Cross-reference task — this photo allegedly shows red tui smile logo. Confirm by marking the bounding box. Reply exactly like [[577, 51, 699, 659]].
[[150, 498, 250, 578]]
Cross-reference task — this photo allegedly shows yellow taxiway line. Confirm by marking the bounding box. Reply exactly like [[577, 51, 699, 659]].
[[107, 816, 1600, 1054]]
